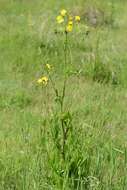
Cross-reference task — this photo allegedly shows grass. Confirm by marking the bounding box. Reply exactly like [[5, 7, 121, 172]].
[[0, 0, 127, 189]]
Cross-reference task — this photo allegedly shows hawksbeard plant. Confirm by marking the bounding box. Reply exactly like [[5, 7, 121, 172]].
[[37, 9, 84, 187]]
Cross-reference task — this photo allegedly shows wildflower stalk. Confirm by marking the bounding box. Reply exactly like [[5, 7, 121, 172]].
[[55, 11, 81, 160], [38, 10, 81, 161], [60, 31, 69, 160], [61, 31, 68, 112], [44, 33, 69, 160]]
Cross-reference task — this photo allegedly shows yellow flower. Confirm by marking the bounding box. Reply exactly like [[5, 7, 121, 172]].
[[37, 76, 48, 85], [60, 9, 67, 17], [56, 15, 64, 24], [46, 64, 51, 70], [75, 16, 81, 22], [37, 78, 43, 84], [68, 21, 73, 25], [66, 24, 73, 33]]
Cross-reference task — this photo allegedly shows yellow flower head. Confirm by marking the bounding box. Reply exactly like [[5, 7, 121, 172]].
[[60, 9, 67, 17], [56, 15, 64, 24], [66, 24, 73, 33], [46, 64, 51, 70], [37, 78, 43, 84], [75, 16, 81, 22], [68, 21, 73, 25], [37, 76, 48, 85]]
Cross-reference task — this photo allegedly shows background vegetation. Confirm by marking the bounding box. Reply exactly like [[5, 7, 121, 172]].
[[0, 0, 127, 189]]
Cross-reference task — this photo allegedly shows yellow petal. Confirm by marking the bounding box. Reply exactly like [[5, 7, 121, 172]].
[[60, 9, 67, 17], [41, 76, 48, 82], [75, 16, 81, 22], [37, 76, 48, 85], [56, 15, 64, 24], [66, 24, 73, 33], [68, 21, 73, 25], [37, 78, 43, 84]]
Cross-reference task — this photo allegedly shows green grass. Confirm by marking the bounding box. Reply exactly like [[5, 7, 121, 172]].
[[0, 0, 127, 189]]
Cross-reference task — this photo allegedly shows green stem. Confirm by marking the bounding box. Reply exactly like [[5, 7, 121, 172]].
[[64, 32, 68, 67], [61, 32, 68, 112], [60, 32, 69, 160]]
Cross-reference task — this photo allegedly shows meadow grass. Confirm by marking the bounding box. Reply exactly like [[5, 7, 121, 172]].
[[0, 0, 127, 189]]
